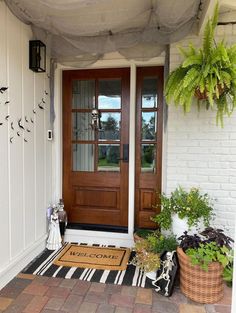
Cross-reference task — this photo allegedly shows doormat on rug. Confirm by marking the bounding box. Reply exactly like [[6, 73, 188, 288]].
[[22, 243, 153, 288], [53, 244, 131, 270]]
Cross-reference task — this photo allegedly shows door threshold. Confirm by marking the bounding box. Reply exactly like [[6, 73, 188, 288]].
[[66, 223, 128, 234], [64, 227, 134, 247]]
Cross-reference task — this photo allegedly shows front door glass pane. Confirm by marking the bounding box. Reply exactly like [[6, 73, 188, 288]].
[[98, 144, 120, 171], [99, 113, 121, 141], [73, 144, 94, 171], [141, 144, 156, 173], [142, 112, 156, 141], [98, 79, 121, 109], [72, 112, 94, 141], [142, 77, 158, 108], [72, 80, 95, 109]]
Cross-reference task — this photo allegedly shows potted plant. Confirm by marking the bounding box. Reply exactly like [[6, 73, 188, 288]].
[[165, 3, 236, 126], [131, 230, 178, 280], [133, 228, 155, 242], [152, 186, 214, 238], [131, 237, 161, 278], [177, 227, 234, 303]]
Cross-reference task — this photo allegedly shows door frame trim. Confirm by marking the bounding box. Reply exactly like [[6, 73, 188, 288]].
[[53, 60, 166, 246]]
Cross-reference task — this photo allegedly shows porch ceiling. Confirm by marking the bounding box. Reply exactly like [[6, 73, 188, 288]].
[[4, 0, 236, 66]]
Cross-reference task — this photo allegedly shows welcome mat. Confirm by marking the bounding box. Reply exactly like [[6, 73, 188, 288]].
[[22, 243, 153, 288], [53, 244, 130, 271]]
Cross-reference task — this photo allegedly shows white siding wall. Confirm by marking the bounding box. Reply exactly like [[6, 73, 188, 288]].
[[0, 2, 52, 288], [167, 24, 236, 237]]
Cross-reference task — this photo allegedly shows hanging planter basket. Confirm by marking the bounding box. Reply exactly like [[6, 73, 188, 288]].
[[177, 247, 224, 304], [194, 84, 226, 101]]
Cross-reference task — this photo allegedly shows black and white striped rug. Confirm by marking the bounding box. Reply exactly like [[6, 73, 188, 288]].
[[22, 243, 153, 288]]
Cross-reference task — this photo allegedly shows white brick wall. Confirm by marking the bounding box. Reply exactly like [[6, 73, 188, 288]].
[[167, 25, 236, 237]]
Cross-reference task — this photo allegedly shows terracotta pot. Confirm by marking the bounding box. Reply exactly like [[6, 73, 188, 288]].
[[133, 233, 144, 243], [177, 247, 224, 303]]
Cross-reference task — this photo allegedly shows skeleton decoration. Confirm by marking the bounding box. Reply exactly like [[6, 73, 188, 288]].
[[152, 251, 178, 297], [91, 108, 101, 130]]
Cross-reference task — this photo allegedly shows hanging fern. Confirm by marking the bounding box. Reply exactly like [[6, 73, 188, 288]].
[[165, 2, 236, 126]]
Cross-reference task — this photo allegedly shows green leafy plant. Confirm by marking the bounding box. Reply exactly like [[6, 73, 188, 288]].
[[223, 261, 234, 287], [186, 241, 231, 271], [146, 233, 178, 254], [179, 227, 234, 285], [152, 186, 214, 230], [134, 229, 155, 240], [165, 3, 236, 126]]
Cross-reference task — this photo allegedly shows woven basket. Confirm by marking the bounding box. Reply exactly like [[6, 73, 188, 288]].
[[194, 84, 225, 101], [177, 247, 224, 303]]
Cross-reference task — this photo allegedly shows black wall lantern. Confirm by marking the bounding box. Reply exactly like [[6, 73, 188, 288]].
[[29, 40, 46, 72]]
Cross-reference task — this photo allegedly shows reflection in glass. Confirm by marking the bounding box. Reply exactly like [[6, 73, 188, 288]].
[[98, 144, 120, 171], [98, 79, 121, 109], [141, 144, 156, 173], [72, 112, 94, 141], [142, 77, 158, 108], [72, 80, 95, 109], [73, 144, 94, 171], [99, 113, 120, 140], [142, 112, 156, 141]]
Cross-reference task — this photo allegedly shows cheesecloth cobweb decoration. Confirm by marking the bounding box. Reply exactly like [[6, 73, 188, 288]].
[[5, 0, 200, 66]]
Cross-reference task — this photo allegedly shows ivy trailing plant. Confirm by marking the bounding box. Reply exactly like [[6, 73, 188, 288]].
[[165, 2, 236, 126], [152, 186, 214, 230], [223, 260, 234, 287]]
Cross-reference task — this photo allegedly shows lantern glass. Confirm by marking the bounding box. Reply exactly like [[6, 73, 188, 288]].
[[29, 40, 46, 72]]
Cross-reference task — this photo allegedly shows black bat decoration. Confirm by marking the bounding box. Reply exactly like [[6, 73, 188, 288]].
[[38, 103, 44, 110], [30, 118, 34, 123], [18, 119, 25, 130], [0, 122, 3, 126], [5, 115, 10, 120], [5, 101, 10, 105], [0, 87, 8, 94], [10, 137, 13, 143], [26, 128, 31, 132], [11, 122, 14, 130], [17, 131, 20, 136], [25, 116, 29, 123], [24, 138, 28, 142], [33, 109, 36, 114], [45, 90, 48, 95], [42, 98, 46, 104]]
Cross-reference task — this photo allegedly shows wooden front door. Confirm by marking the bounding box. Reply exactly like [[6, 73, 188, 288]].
[[63, 68, 130, 227], [135, 67, 163, 228]]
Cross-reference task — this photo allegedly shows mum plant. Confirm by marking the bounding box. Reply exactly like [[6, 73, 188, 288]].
[[165, 3, 236, 126], [152, 186, 214, 230]]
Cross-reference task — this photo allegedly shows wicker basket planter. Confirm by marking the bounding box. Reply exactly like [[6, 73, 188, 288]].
[[177, 247, 224, 303]]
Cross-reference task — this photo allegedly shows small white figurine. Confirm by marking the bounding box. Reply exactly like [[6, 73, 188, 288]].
[[46, 208, 62, 250]]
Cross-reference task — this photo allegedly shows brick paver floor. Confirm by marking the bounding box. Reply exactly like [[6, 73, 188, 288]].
[[0, 274, 232, 313]]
